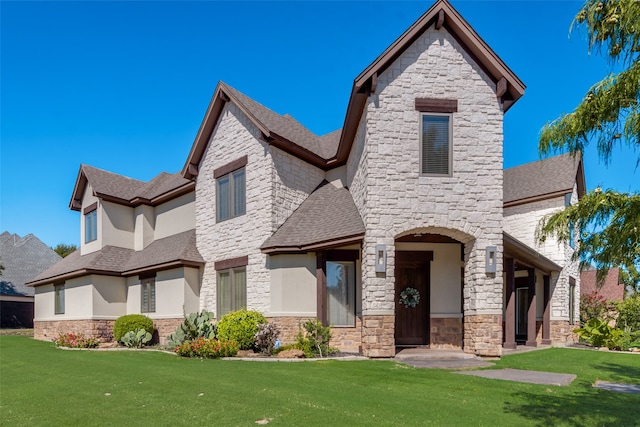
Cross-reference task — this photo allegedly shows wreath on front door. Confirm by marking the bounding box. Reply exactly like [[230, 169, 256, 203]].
[[400, 287, 420, 308]]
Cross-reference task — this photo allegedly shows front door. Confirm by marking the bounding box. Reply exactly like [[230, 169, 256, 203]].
[[395, 251, 431, 346]]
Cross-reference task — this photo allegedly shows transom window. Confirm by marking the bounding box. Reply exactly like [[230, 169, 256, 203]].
[[420, 114, 452, 176], [141, 277, 156, 313], [84, 203, 97, 243]]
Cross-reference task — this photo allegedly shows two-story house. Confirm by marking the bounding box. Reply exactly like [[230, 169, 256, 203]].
[[29, 0, 582, 356]]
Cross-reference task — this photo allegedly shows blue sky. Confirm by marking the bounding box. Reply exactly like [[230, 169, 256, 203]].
[[1, 0, 638, 248]]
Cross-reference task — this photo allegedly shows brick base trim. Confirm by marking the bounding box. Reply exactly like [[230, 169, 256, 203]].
[[266, 316, 363, 354], [550, 320, 579, 344], [430, 317, 463, 349], [464, 314, 502, 357], [361, 315, 394, 358], [153, 318, 185, 344]]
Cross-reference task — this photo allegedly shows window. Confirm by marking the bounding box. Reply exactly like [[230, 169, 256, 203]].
[[568, 221, 575, 249], [569, 277, 576, 325], [217, 267, 246, 318], [326, 261, 356, 327], [54, 284, 65, 314], [141, 277, 156, 313], [214, 156, 247, 222], [420, 114, 452, 176], [84, 204, 97, 243]]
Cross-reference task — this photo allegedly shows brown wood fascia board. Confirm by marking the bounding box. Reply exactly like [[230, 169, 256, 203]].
[[95, 193, 133, 207], [261, 234, 364, 254], [415, 98, 458, 113], [213, 155, 249, 179], [124, 260, 204, 277], [330, 91, 368, 168], [214, 255, 249, 271], [26, 269, 122, 287], [148, 182, 196, 206], [503, 233, 561, 273], [267, 134, 329, 169], [504, 189, 571, 208], [576, 157, 586, 199], [83, 202, 98, 214], [69, 169, 88, 211]]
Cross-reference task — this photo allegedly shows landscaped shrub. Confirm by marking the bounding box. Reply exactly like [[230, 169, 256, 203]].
[[113, 314, 154, 343], [121, 328, 152, 348], [254, 323, 280, 355], [580, 293, 615, 324], [53, 333, 99, 349], [217, 309, 267, 350], [616, 295, 640, 332], [174, 337, 238, 358], [574, 318, 625, 349], [295, 319, 333, 358], [167, 310, 217, 348]]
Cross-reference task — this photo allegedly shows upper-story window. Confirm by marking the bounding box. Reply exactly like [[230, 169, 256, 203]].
[[84, 203, 97, 243], [415, 98, 457, 177], [214, 156, 247, 222]]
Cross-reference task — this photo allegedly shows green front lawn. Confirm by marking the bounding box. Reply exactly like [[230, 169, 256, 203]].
[[1, 336, 638, 426]]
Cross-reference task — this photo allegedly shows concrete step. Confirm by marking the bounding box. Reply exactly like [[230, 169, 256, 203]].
[[395, 348, 479, 361]]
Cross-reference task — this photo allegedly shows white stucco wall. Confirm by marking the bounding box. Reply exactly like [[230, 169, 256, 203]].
[[183, 267, 201, 315], [134, 205, 155, 250], [34, 276, 93, 320], [269, 254, 317, 316], [154, 192, 196, 240], [80, 184, 101, 255], [101, 201, 135, 250], [351, 25, 504, 315], [92, 275, 127, 318], [126, 268, 200, 318]]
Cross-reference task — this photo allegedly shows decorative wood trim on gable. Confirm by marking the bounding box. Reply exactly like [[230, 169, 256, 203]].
[[214, 255, 248, 271], [213, 155, 248, 179], [370, 73, 378, 94], [83, 202, 98, 214], [496, 77, 508, 98], [415, 98, 458, 113], [436, 9, 445, 29], [187, 164, 199, 177]]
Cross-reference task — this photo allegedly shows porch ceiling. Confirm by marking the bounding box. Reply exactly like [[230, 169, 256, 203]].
[[503, 233, 561, 274]]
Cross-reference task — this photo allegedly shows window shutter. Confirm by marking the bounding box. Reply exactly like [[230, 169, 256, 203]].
[[421, 115, 450, 175]]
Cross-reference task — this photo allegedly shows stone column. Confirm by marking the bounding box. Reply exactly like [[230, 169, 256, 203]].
[[361, 314, 395, 357]]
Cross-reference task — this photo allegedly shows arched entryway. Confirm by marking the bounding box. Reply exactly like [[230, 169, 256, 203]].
[[394, 230, 469, 350]]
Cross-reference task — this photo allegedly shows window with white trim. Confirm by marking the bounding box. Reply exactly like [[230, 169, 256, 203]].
[[420, 114, 452, 176]]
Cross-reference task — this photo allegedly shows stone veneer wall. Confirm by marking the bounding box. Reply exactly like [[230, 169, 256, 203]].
[[34, 319, 115, 342], [347, 25, 504, 356], [430, 317, 463, 349], [551, 320, 579, 343], [361, 315, 395, 357], [267, 316, 363, 354], [153, 318, 184, 344], [464, 315, 502, 356]]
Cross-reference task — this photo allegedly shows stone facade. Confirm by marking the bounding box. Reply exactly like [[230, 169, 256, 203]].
[[551, 320, 579, 344], [464, 314, 502, 356], [430, 317, 463, 349], [361, 315, 395, 357], [268, 316, 363, 354], [153, 318, 184, 344], [35, 319, 115, 342]]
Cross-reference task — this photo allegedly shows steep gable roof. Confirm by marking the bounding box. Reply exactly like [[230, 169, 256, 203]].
[[70, 164, 194, 211], [504, 153, 586, 207], [261, 181, 365, 254], [580, 267, 624, 301], [182, 0, 523, 178], [0, 232, 62, 296], [27, 230, 203, 286]]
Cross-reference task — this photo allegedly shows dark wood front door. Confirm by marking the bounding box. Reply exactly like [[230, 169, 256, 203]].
[[395, 251, 432, 346]]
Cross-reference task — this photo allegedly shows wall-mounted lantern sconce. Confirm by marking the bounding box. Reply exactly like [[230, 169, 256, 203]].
[[375, 245, 387, 273], [485, 246, 497, 273]]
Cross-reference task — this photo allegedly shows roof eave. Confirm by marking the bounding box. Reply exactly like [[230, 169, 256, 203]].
[[503, 232, 562, 274], [261, 233, 364, 255]]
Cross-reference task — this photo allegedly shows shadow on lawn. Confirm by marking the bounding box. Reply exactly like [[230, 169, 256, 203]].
[[503, 387, 640, 426], [593, 361, 640, 384]]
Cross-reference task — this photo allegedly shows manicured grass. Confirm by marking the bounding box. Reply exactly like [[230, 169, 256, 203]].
[[1, 336, 638, 426]]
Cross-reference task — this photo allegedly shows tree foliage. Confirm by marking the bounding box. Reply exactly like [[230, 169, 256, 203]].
[[538, 0, 640, 284], [52, 243, 77, 258]]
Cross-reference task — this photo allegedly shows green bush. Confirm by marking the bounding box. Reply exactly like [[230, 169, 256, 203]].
[[121, 328, 152, 348], [616, 295, 640, 332], [254, 323, 280, 355], [217, 309, 267, 350], [167, 310, 217, 348], [295, 319, 333, 358], [113, 314, 154, 343], [174, 338, 238, 358], [574, 318, 625, 349]]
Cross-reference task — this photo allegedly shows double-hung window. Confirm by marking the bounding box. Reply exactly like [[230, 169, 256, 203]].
[[326, 261, 356, 327], [215, 256, 248, 318], [214, 156, 247, 222], [84, 203, 97, 243], [141, 276, 156, 313], [54, 284, 65, 314], [415, 98, 457, 177]]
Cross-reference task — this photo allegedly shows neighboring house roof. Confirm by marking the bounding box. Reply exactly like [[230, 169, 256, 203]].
[[504, 152, 586, 207], [26, 230, 203, 286], [261, 181, 365, 254], [580, 267, 624, 302], [0, 232, 62, 297], [182, 0, 524, 179], [69, 164, 194, 211], [503, 232, 562, 274]]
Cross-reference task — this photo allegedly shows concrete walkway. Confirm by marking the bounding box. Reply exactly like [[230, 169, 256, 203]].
[[395, 348, 495, 369], [455, 369, 576, 386], [593, 381, 640, 395]]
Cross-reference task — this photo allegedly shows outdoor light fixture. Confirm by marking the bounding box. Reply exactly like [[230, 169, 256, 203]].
[[375, 245, 387, 273], [485, 246, 497, 273]]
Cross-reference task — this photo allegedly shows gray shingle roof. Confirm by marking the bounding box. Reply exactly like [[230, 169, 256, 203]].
[[504, 153, 583, 205], [222, 83, 340, 160], [82, 165, 146, 201], [1, 232, 62, 296], [261, 181, 365, 252], [27, 230, 203, 286]]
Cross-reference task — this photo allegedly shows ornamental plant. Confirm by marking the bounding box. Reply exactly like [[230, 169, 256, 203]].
[[616, 295, 640, 332], [121, 328, 152, 348], [580, 293, 615, 324], [167, 310, 217, 348], [53, 332, 99, 349], [574, 318, 625, 349], [113, 314, 154, 343], [174, 337, 239, 358], [254, 323, 281, 355], [295, 319, 333, 358], [217, 309, 267, 351]]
